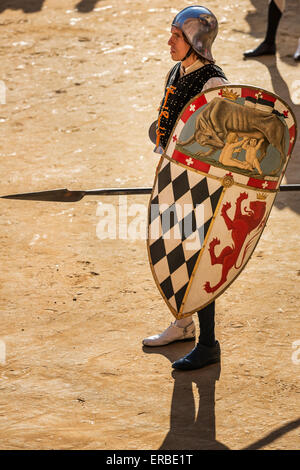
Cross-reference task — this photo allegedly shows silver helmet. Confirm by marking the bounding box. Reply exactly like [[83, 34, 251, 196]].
[[172, 6, 218, 63]]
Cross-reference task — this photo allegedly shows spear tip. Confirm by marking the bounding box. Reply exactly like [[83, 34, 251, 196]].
[[0, 188, 85, 202]]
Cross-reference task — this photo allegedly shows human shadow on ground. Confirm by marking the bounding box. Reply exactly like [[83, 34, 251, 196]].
[[143, 341, 228, 450], [244, 55, 300, 214], [75, 0, 101, 13], [0, 0, 45, 13], [143, 342, 300, 449], [0, 0, 102, 13]]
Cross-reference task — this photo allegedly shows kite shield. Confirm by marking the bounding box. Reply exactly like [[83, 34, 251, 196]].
[[147, 84, 297, 319]]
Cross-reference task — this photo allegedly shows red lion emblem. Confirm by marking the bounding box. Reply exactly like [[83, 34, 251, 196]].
[[204, 192, 266, 293]]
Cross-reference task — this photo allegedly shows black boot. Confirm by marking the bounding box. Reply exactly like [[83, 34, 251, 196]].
[[244, 41, 276, 58], [172, 341, 220, 371]]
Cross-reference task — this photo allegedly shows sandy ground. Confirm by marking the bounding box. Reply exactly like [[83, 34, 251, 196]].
[[0, 0, 299, 450]]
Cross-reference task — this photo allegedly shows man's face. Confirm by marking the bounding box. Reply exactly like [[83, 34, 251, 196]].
[[168, 26, 190, 61]]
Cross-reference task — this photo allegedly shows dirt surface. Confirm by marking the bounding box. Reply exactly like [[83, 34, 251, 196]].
[[0, 0, 299, 450]]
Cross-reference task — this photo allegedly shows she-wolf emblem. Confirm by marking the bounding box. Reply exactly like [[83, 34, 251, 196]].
[[178, 97, 286, 175]]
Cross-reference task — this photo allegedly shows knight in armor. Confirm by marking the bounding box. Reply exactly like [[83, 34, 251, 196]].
[[143, 6, 229, 371]]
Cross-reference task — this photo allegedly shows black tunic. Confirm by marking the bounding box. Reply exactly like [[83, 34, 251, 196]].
[[157, 63, 227, 150]]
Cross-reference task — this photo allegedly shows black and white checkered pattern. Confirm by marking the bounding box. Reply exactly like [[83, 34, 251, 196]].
[[148, 158, 223, 313]]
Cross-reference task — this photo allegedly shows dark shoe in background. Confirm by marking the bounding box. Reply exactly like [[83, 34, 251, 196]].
[[244, 41, 276, 58]]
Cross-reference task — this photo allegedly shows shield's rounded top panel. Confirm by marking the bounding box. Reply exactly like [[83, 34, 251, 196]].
[[165, 84, 297, 193]]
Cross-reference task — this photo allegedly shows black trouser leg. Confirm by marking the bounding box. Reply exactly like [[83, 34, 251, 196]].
[[265, 0, 283, 45], [197, 301, 215, 348]]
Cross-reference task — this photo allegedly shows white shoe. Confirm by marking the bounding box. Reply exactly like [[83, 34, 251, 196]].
[[142, 320, 196, 347], [294, 38, 300, 61]]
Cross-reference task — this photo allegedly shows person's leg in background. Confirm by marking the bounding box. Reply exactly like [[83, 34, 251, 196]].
[[244, 0, 285, 58]]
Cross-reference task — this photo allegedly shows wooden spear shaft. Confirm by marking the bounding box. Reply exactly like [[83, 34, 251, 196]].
[[0, 184, 299, 203]]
